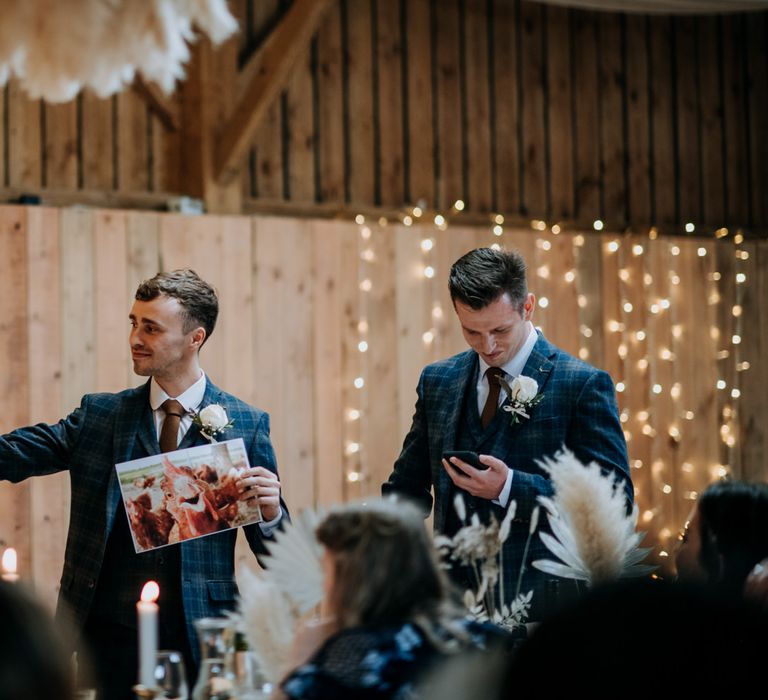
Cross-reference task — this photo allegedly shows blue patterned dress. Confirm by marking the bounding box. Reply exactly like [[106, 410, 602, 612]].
[[281, 618, 514, 700]]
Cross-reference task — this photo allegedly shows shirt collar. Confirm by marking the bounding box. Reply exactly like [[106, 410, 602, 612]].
[[149, 371, 207, 412], [478, 322, 539, 379]]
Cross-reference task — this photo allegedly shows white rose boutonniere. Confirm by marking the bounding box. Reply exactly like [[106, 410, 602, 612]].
[[499, 375, 544, 425], [192, 404, 234, 441]]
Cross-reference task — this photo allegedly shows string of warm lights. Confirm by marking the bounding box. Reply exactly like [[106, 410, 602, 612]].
[[345, 214, 373, 489], [345, 204, 754, 572]]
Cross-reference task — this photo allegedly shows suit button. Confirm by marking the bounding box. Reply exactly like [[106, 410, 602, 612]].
[[88, 579, 95, 588]]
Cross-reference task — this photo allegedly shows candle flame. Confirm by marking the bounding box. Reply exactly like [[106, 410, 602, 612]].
[[140, 580, 160, 603], [1, 548, 17, 574]]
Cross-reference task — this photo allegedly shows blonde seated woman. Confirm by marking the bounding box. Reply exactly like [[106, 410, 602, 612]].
[[273, 499, 511, 700]]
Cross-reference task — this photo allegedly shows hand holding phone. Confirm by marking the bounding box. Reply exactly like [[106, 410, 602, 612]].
[[442, 450, 488, 475]]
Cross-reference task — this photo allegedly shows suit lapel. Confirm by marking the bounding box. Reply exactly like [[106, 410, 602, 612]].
[[109, 382, 155, 530], [440, 351, 478, 453]]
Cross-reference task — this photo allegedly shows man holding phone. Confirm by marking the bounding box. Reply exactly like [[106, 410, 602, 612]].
[[383, 247, 631, 617]]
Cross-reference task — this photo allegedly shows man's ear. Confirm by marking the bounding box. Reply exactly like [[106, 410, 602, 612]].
[[190, 327, 207, 349], [523, 293, 536, 320]]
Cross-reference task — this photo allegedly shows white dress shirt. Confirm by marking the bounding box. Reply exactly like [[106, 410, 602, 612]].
[[150, 373, 282, 533], [475, 323, 539, 508]]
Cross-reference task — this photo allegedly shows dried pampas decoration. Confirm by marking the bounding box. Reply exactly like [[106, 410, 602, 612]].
[[237, 566, 296, 684], [0, 0, 238, 102], [532, 449, 655, 586], [237, 507, 325, 683]]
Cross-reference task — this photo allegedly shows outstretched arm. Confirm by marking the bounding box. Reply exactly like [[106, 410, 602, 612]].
[[0, 401, 85, 482]]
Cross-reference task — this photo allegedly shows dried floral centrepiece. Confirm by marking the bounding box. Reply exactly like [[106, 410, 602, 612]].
[[435, 495, 537, 631]]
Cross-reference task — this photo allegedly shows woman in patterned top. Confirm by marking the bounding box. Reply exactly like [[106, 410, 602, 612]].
[[274, 498, 511, 700]]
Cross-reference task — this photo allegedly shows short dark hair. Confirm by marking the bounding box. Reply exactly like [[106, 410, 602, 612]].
[[697, 480, 768, 590], [135, 269, 218, 341], [448, 247, 528, 311]]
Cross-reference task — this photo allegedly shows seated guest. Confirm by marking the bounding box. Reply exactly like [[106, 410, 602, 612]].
[[507, 579, 768, 695], [420, 579, 768, 699], [275, 499, 510, 700], [0, 580, 76, 700], [675, 479, 768, 595]]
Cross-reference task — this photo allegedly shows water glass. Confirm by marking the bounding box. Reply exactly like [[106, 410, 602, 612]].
[[155, 650, 189, 699]]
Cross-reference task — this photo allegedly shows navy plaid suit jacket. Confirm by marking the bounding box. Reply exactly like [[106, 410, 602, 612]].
[[384, 332, 632, 611], [0, 377, 287, 649]]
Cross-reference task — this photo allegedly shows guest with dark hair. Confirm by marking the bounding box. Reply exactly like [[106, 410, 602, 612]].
[[675, 479, 768, 594], [275, 499, 509, 700], [0, 580, 76, 700], [420, 579, 768, 698]]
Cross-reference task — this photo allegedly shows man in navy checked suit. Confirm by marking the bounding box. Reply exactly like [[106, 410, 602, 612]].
[[0, 269, 288, 699], [384, 247, 632, 619]]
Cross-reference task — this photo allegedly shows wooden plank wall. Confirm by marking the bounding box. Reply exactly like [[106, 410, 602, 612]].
[[236, 0, 768, 231], [0, 205, 766, 606], [1, 2, 766, 234]]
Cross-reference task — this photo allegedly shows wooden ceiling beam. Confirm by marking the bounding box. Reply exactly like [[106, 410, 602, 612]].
[[132, 76, 180, 131], [213, 0, 335, 184]]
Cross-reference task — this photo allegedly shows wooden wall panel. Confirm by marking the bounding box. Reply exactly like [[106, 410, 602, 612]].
[[625, 14, 651, 225], [464, 0, 492, 214], [599, 12, 627, 226], [404, 0, 434, 207], [1, 207, 768, 594], [648, 16, 677, 226], [519, 1, 547, 217], [546, 5, 574, 222], [81, 93, 115, 191], [375, 0, 405, 208], [43, 102, 78, 189], [25, 208, 66, 611], [434, 0, 463, 211], [674, 17, 702, 225], [572, 10, 600, 222], [7, 85, 41, 189], [316, 5, 345, 205], [0, 2, 766, 234], [285, 48, 316, 204], [116, 92, 149, 192], [492, 0, 520, 214], [0, 207, 32, 576], [345, 0, 375, 206]]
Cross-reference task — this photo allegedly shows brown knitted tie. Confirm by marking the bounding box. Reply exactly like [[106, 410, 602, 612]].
[[159, 399, 186, 453], [480, 367, 505, 428]]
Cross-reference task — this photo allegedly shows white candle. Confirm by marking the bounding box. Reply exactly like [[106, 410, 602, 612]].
[[1, 547, 19, 582], [137, 580, 160, 688]]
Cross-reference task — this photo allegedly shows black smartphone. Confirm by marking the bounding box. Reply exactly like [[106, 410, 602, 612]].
[[442, 450, 488, 473]]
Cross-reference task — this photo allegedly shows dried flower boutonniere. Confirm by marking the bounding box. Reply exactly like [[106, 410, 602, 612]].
[[499, 375, 544, 425], [192, 403, 234, 442]]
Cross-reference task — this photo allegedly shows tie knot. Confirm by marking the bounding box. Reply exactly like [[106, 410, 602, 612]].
[[485, 367, 505, 384], [162, 399, 186, 418]]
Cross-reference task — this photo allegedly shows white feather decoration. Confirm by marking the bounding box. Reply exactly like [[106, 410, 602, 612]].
[[0, 0, 238, 102], [236, 507, 325, 683], [531, 448, 655, 586], [260, 506, 325, 615], [237, 566, 295, 684]]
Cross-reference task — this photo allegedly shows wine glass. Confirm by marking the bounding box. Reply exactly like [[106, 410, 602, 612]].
[[154, 650, 189, 699]]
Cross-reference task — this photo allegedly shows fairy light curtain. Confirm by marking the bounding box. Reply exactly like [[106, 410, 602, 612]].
[[344, 205, 757, 576], [0, 0, 238, 102]]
